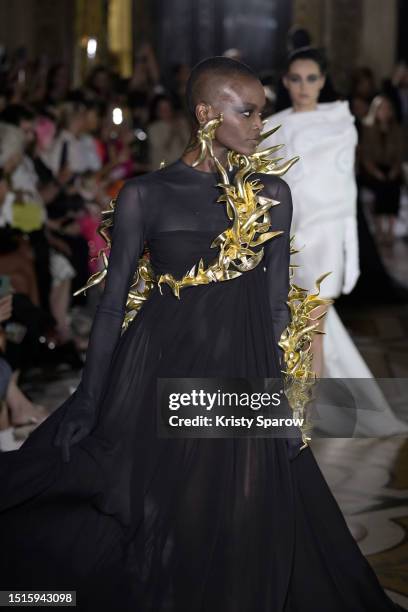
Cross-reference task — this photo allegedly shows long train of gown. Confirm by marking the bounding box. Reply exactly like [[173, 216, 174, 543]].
[[0, 161, 401, 611], [322, 307, 407, 436]]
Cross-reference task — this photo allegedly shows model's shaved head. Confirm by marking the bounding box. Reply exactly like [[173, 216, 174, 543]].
[[182, 56, 265, 159], [186, 56, 258, 123]]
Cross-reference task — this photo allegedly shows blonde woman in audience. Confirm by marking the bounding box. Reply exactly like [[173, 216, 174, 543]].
[[361, 95, 404, 244]]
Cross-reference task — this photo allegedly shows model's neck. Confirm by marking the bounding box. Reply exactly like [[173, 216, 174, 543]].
[[182, 142, 228, 173], [292, 102, 318, 113]]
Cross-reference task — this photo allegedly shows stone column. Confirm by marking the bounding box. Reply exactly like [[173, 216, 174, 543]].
[[108, 0, 133, 77], [324, 0, 363, 94], [358, 0, 398, 84]]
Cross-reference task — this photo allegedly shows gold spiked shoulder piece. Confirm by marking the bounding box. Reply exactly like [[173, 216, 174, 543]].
[[75, 115, 299, 319], [157, 116, 298, 297]]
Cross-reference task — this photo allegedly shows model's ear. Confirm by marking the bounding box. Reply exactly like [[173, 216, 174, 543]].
[[282, 75, 290, 91], [318, 75, 326, 93], [195, 102, 212, 126]]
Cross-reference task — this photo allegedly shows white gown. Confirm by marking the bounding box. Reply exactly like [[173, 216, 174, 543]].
[[263, 102, 406, 436]]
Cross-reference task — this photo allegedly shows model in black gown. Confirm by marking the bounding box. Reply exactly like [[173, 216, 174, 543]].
[[0, 58, 402, 612]]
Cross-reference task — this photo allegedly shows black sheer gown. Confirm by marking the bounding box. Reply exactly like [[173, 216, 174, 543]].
[[0, 160, 400, 611]]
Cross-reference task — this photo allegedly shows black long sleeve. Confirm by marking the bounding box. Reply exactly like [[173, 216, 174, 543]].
[[78, 179, 145, 407], [262, 176, 293, 359], [54, 180, 145, 460], [261, 176, 302, 458]]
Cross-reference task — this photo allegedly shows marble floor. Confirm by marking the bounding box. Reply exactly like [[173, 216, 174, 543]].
[[313, 232, 408, 607], [1, 230, 407, 607], [312, 437, 408, 609]]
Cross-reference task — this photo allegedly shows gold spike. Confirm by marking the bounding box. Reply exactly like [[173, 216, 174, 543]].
[[266, 156, 300, 176], [259, 124, 281, 141]]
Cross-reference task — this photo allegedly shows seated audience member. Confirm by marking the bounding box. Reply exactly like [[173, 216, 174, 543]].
[[0, 165, 40, 306], [0, 120, 76, 340], [0, 293, 47, 442], [360, 94, 404, 244], [147, 94, 190, 170]]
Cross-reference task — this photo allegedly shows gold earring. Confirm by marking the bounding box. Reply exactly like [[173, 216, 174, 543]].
[[189, 114, 223, 167]]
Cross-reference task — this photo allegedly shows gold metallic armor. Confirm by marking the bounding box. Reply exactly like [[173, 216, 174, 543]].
[[157, 116, 297, 297], [279, 263, 332, 447], [74, 115, 331, 448]]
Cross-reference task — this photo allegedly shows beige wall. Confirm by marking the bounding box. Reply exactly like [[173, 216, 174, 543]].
[[108, 0, 133, 77], [0, 0, 74, 63], [292, 0, 398, 93], [358, 0, 398, 83], [0, 1, 36, 56], [292, 0, 327, 47]]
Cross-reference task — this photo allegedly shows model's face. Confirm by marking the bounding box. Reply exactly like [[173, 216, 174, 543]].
[[283, 59, 325, 110], [197, 76, 265, 156]]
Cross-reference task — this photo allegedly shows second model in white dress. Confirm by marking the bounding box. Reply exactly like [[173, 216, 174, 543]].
[[264, 101, 406, 436]]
